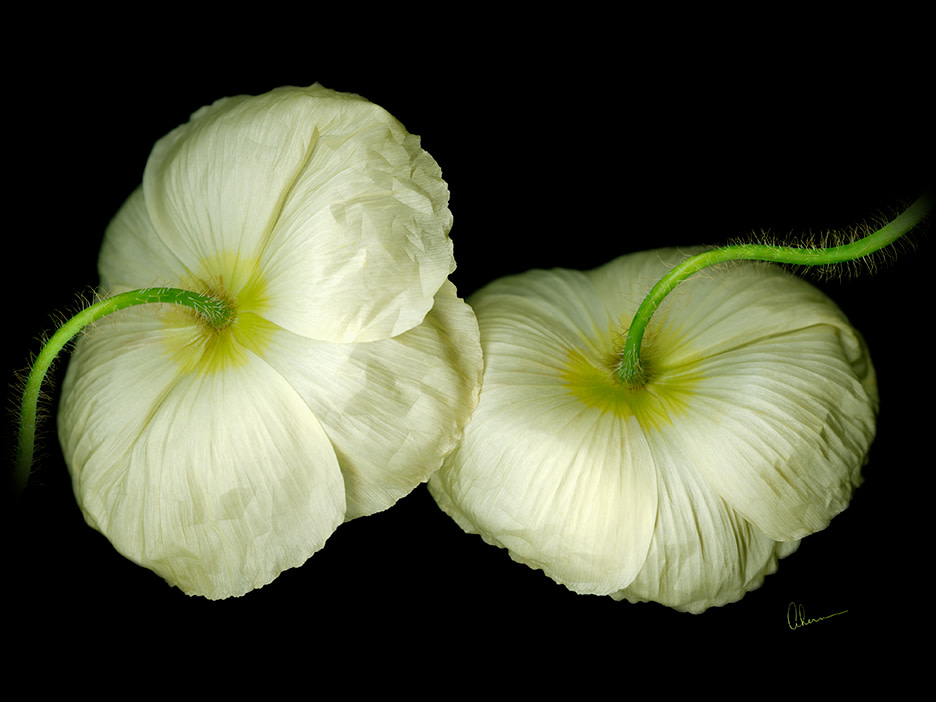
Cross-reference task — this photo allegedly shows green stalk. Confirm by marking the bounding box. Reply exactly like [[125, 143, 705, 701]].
[[12, 287, 235, 495], [616, 192, 934, 389]]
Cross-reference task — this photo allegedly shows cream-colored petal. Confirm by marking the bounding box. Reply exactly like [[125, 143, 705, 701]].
[[141, 84, 453, 342], [260, 281, 481, 519], [431, 398, 658, 595], [672, 328, 874, 540], [97, 186, 190, 293], [611, 428, 800, 613], [609, 253, 878, 540], [429, 270, 658, 594], [647, 255, 874, 376], [142, 87, 352, 271], [58, 306, 346, 599], [258, 104, 453, 342], [584, 250, 876, 539], [431, 249, 876, 610]]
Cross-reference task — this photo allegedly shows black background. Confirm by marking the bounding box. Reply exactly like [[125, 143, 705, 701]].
[[5, 15, 933, 677]]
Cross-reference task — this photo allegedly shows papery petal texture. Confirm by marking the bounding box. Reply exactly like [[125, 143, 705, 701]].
[[610, 426, 801, 613], [259, 280, 482, 519], [637, 253, 877, 542], [429, 267, 659, 593], [57, 84, 479, 598], [139, 84, 454, 342], [59, 307, 346, 600], [430, 248, 877, 611]]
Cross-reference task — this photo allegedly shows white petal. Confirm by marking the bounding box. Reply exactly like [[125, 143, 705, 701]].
[[611, 429, 800, 613], [429, 269, 658, 594], [631, 254, 877, 540], [140, 84, 453, 342], [258, 104, 453, 342], [670, 328, 874, 540], [98, 187, 190, 292], [430, 249, 877, 609], [649, 255, 875, 377], [58, 306, 346, 599], [260, 281, 482, 519]]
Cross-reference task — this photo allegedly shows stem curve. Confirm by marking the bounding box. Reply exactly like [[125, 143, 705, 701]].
[[12, 287, 235, 496], [615, 192, 934, 389]]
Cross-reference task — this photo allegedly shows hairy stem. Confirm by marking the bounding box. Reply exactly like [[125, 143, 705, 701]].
[[12, 287, 235, 495], [616, 192, 934, 389]]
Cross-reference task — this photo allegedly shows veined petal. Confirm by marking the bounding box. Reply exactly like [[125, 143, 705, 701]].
[[429, 269, 658, 594], [258, 100, 454, 342], [431, 399, 658, 595], [142, 89, 317, 275], [58, 306, 346, 599], [97, 186, 196, 295], [670, 328, 874, 540], [430, 249, 877, 610], [648, 253, 875, 375], [612, 428, 800, 613], [140, 84, 453, 342], [624, 252, 877, 540], [260, 281, 482, 519]]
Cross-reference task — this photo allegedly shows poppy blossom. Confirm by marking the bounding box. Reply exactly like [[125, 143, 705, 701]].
[[57, 84, 482, 599], [429, 248, 876, 612]]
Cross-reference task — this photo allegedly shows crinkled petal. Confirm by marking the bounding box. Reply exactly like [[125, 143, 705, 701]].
[[611, 428, 800, 613], [98, 186, 190, 293], [649, 254, 875, 376], [141, 84, 453, 342], [431, 401, 658, 595], [58, 306, 346, 599], [631, 253, 877, 541], [430, 249, 877, 609], [260, 281, 482, 519], [429, 269, 658, 594], [669, 328, 874, 540]]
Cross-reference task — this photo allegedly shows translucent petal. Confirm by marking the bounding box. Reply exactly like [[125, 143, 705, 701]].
[[58, 306, 346, 599], [260, 281, 482, 519], [139, 84, 453, 342], [258, 101, 454, 342], [429, 270, 658, 594], [647, 255, 875, 377], [622, 252, 877, 540], [611, 428, 800, 613], [430, 249, 876, 609], [98, 187, 190, 293], [670, 328, 874, 540]]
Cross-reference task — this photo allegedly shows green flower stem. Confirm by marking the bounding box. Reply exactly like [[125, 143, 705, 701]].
[[13, 287, 235, 495], [616, 192, 934, 389]]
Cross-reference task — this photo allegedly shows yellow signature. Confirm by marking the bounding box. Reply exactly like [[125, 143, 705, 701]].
[[787, 602, 847, 630]]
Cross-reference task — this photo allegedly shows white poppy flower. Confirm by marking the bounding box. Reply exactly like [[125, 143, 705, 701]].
[[429, 247, 877, 613], [57, 84, 482, 599]]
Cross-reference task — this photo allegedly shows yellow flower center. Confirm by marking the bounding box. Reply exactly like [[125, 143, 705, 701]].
[[562, 324, 701, 430], [161, 251, 277, 374]]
